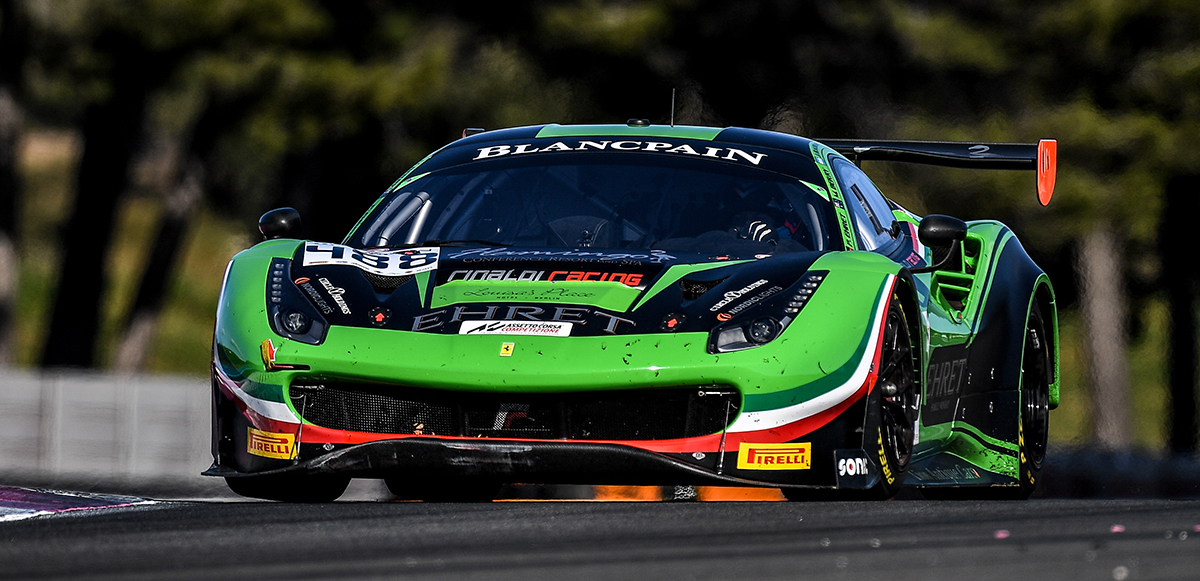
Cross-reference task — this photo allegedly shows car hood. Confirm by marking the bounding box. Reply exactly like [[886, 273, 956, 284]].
[[286, 243, 824, 337]]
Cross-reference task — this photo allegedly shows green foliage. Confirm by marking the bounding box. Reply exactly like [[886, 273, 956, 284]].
[[7, 0, 1200, 449]]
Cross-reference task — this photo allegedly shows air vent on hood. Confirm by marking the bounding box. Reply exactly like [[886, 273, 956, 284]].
[[680, 277, 727, 301], [362, 271, 412, 294]]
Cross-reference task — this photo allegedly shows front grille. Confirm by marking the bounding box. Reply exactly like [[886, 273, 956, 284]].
[[362, 272, 412, 293], [289, 381, 740, 441]]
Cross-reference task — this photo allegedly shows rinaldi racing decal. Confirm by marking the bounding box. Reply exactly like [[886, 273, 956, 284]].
[[460, 320, 573, 337], [726, 275, 894, 433], [446, 269, 646, 288], [736, 442, 812, 470], [247, 427, 296, 460], [303, 242, 439, 276], [809, 142, 858, 251], [473, 140, 768, 166]]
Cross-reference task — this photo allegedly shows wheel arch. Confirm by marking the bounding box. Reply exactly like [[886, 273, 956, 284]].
[[1029, 277, 1060, 409], [893, 270, 925, 397]]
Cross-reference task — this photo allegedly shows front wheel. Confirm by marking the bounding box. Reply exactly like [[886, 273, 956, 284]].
[[1007, 302, 1051, 499], [784, 292, 918, 501]]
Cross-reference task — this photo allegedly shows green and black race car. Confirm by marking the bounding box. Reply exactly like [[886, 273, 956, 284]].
[[205, 122, 1060, 502]]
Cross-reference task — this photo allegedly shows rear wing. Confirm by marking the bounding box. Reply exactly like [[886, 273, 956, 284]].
[[818, 139, 1057, 206]]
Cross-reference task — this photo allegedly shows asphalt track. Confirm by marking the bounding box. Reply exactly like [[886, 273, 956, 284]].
[[1, 486, 1198, 580]]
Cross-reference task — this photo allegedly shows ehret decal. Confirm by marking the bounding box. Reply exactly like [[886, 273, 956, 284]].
[[809, 142, 858, 251]]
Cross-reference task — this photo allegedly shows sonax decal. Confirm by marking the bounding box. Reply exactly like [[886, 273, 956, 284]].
[[460, 320, 572, 337], [737, 442, 811, 470], [247, 428, 295, 460], [302, 243, 439, 276]]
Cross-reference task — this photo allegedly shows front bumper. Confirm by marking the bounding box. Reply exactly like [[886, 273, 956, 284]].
[[209, 367, 880, 490]]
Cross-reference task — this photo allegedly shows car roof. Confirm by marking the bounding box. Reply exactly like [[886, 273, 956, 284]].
[[408, 123, 827, 179]]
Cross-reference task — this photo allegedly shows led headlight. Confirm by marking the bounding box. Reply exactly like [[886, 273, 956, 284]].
[[711, 317, 784, 352], [267, 258, 328, 345], [707, 270, 827, 353], [281, 310, 311, 334], [747, 318, 780, 343]]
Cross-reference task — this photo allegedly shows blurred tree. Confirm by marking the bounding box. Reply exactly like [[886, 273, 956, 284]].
[[0, 0, 27, 366], [8, 0, 1200, 455]]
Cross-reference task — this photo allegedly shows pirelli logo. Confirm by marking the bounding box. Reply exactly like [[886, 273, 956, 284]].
[[737, 442, 812, 470], [247, 428, 296, 460]]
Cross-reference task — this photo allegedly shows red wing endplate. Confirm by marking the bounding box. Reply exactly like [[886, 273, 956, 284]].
[[818, 138, 1058, 206]]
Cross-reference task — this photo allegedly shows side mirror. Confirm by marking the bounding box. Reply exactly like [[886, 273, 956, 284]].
[[911, 214, 967, 273], [259, 207, 302, 240], [917, 214, 967, 248]]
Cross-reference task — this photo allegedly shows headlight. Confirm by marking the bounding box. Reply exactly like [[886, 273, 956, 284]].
[[711, 317, 783, 352], [267, 258, 328, 345], [707, 270, 827, 353], [747, 318, 780, 343], [281, 310, 311, 334]]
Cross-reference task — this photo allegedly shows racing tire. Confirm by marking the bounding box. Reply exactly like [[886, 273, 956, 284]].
[[225, 473, 350, 502], [384, 476, 501, 503], [921, 301, 1051, 500], [784, 291, 918, 501], [991, 302, 1051, 499]]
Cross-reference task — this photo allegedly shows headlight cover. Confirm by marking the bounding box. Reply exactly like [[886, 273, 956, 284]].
[[708, 270, 827, 353], [267, 257, 329, 345]]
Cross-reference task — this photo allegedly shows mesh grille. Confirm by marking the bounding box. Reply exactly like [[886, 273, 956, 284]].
[[361, 272, 412, 293], [289, 381, 739, 441], [680, 277, 727, 301]]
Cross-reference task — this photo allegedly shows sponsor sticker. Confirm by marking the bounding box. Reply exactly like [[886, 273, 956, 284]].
[[317, 277, 352, 314], [838, 456, 869, 477], [722, 285, 784, 317], [302, 242, 439, 276], [472, 140, 768, 166], [709, 279, 770, 312], [247, 428, 295, 460], [737, 442, 811, 470], [460, 320, 572, 337]]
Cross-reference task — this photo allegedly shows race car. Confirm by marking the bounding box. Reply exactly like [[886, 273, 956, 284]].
[[205, 121, 1059, 502]]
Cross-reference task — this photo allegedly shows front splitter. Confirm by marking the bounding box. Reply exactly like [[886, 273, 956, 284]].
[[205, 437, 830, 489]]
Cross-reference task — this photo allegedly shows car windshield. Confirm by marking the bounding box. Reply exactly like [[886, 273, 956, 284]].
[[348, 151, 841, 255]]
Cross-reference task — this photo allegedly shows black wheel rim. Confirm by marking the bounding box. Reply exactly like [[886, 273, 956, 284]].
[[878, 302, 918, 471], [1022, 310, 1050, 470]]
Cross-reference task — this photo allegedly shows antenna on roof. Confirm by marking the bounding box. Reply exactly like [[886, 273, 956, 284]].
[[670, 88, 676, 127]]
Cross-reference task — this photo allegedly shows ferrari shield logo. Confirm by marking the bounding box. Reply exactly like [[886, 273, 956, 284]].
[[499, 342, 515, 356]]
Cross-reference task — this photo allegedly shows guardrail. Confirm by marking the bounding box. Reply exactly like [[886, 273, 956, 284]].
[[0, 369, 218, 495]]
